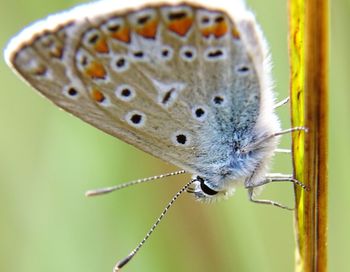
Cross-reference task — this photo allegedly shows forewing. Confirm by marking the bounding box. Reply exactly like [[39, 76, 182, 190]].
[[5, 2, 262, 174]]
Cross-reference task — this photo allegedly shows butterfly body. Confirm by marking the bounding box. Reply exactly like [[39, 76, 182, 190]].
[[5, 0, 280, 200]]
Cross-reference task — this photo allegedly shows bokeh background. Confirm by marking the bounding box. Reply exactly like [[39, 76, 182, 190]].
[[0, 0, 347, 271]]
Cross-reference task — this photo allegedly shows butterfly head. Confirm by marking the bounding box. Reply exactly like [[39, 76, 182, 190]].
[[188, 175, 236, 202]]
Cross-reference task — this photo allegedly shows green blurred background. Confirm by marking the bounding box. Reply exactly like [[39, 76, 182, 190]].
[[0, 0, 347, 271]]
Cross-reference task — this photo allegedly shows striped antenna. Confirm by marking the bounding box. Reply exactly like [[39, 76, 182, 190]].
[[85, 170, 186, 196], [113, 178, 196, 271]]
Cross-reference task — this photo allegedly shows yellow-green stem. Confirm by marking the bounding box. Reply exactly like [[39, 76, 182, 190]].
[[289, 0, 328, 271]]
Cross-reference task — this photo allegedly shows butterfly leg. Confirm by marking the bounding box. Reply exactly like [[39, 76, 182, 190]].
[[248, 187, 293, 210], [253, 174, 308, 190], [274, 96, 290, 109], [246, 174, 308, 210], [242, 127, 307, 154]]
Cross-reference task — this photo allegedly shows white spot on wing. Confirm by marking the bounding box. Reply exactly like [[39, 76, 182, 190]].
[[150, 79, 186, 109], [111, 54, 129, 73], [180, 45, 197, 62], [191, 106, 208, 122], [125, 110, 146, 128], [204, 47, 227, 61], [115, 84, 136, 102]]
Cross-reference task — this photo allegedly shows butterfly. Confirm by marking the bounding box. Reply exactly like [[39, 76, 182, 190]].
[[4, 0, 306, 270]]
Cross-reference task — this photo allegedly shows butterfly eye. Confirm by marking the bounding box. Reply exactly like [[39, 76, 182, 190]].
[[198, 176, 218, 196]]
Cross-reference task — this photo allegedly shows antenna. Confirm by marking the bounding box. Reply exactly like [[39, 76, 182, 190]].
[[85, 170, 186, 196], [113, 178, 196, 271]]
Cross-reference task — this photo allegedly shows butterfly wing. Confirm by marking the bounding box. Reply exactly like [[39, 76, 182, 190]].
[[5, 2, 271, 176]]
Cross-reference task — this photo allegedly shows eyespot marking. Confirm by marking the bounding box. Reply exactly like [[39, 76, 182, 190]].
[[176, 134, 187, 144], [129, 50, 148, 62], [180, 46, 196, 62], [112, 55, 129, 72], [130, 9, 158, 39], [63, 86, 80, 99], [208, 50, 223, 57], [133, 51, 144, 58], [204, 48, 227, 61], [172, 131, 191, 146], [215, 16, 224, 23], [68, 87, 78, 96], [107, 24, 119, 32], [83, 29, 109, 54], [237, 66, 250, 73], [192, 106, 208, 121], [162, 88, 174, 105], [125, 110, 146, 128], [87, 33, 99, 44], [159, 46, 173, 61], [212, 95, 225, 106], [201, 17, 210, 24], [152, 80, 185, 109], [115, 84, 136, 102], [137, 15, 151, 25]]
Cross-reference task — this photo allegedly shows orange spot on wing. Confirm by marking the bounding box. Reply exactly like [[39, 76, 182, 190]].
[[85, 61, 107, 79], [201, 21, 229, 38], [213, 21, 228, 38], [201, 27, 212, 38], [94, 38, 109, 53], [232, 27, 241, 39], [110, 27, 130, 43], [91, 89, 105, 102], [168, 17, 193, 36], [136, 19, 158, 39]]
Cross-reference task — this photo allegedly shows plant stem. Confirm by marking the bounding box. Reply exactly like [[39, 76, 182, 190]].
[[289, 0, 328, 271]]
